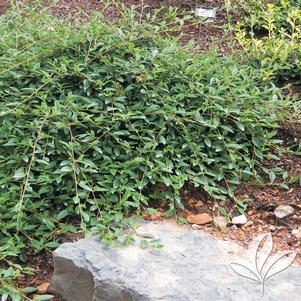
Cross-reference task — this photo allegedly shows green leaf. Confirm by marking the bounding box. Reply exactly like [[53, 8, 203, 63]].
[[78, 181, 92, 191], [44, 241, 60, 248], [31, 239, 42, 250], [204, 138, 211, 148], [22, 287, 37, 294], [33, 295, 54, 301], [140, 239, 149, 249], [141, 233, 155, 239], [56, 209, 69, 220], [236, 123, 245, 131], [177, 216, 188, 224], [13, 168, 26, 179], [269, 171, 276, 183]]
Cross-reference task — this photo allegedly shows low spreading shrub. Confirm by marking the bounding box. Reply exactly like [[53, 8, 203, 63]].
[[0, 5, 289, 242], [0, 4, 293, 298]]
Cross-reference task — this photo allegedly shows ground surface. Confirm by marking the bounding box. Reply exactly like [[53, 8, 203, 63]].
[[50, 222, 301, 301], [0, 0, 236, 52], [1, 1, 301, 300]]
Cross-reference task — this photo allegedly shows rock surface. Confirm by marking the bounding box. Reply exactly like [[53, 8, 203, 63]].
[[50, 222, 301, 301]]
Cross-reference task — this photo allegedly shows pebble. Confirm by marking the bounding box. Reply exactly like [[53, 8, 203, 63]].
[[231, 214, 247, 225], [195, 200, 204, 207], [262, 211, 273, 219], [187, 213, 212, 225], [191, 224, 202, 230], [273, 205, 295, 219], [292, 227, 301, 238]]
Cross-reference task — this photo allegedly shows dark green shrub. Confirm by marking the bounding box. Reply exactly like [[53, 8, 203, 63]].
[[0, 3, 290, 260]]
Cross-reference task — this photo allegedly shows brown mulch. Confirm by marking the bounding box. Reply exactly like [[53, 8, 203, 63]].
[[0, 0, 8, 15], [1, 0, 239, 52], [56, 0, 239, 52], [278, 121, 301, 148], [177, 149, 301, 264], [147, 121, 301, 264]]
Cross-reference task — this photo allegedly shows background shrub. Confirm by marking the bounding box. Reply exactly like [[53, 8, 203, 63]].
[[236, 0, 301, 81]]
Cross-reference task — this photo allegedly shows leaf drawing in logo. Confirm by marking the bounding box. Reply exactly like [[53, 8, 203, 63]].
[[230, 233, 296, 296]]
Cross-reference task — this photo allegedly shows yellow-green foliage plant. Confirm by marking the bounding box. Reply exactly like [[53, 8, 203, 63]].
[[236, 0, 301, 81]]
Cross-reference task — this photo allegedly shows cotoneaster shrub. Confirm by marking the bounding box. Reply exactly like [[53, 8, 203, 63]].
[[0, 3, 290, 264]]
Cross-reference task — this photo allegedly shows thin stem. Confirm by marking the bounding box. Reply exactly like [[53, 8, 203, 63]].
[[68, 123, 84, 226], [17, 115, 48, 232]]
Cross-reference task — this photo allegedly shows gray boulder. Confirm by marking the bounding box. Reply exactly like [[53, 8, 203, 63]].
[[50, 222, 301, 301]]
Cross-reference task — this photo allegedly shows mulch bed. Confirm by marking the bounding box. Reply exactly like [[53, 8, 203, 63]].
[[1, 0, 238, 52]]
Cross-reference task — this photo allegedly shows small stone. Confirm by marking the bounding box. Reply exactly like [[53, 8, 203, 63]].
[[182, 210, 191, 219], [195, 7, 216, 22], [214, 216, 228, 231], [292, 227, 301, 238], [36, 282, 49, 294], [231, 214, 247, 225], [220, 200, 226, 206], [274, 205, 295, 219], [187, 213, 212, 225]]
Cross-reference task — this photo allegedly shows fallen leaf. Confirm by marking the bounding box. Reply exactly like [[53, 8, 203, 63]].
[[195, 200, 204, 207], [143, 213, 161, 220], [182, 210, 191, 219], [36, 283, 50, 294], [214, 216, 228, 231]]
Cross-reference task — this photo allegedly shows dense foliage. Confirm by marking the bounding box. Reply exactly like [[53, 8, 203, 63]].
[[0, 3, 296, 299], [236, 0, 301, 81]]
